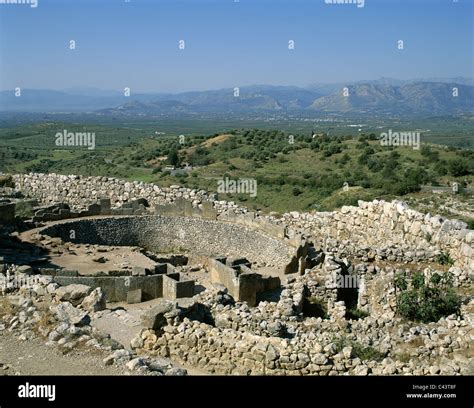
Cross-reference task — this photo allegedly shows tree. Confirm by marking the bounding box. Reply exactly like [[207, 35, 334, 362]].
[[421, 146, 440, 162], [367, 156, 383, 172], [449, 159, 470, 177], [167, 148, 180, 166], [394, 271, 460, 323]]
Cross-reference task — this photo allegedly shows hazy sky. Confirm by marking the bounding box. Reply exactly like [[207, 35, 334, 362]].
[[0, 0, 472, 92]]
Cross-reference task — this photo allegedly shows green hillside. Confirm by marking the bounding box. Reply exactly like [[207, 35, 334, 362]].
[[0, 125, 473, 219]]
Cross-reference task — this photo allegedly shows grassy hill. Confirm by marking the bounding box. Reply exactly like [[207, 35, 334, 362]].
[[0, 125, 473, 224]]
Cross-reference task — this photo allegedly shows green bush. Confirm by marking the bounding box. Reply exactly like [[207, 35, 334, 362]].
[[167, 148, 180, 166], [323, 143, 342, 157], [435, 252, 455, 266], [394, 271, 460, 323], [367, 156, 384, 172], [292, 187, 303, 196], [346, 308, 369, 320], [333, 337, 384, 361], [449, 159, 470, 177], [14, 200, 34, 218]]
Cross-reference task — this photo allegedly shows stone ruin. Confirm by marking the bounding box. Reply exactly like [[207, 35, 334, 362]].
[[0, 172, 472, 376]]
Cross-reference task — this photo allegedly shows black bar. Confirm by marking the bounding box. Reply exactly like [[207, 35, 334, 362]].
[[0, 375, 471, 405]]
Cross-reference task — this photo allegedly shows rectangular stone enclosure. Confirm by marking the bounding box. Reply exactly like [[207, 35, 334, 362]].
[[162, 273, 195, 300], [52, 272, 195, 303], [207, 257, 280, 306]]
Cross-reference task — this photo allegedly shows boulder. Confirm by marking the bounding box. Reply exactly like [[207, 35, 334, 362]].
[[81, 287, 106, 312], [51, 302, 90, 326], [148, 357, 171, 373], [46, 283, 60, 294], [17, 265, 34, 275], [48, 330, 62, 342], [55, 284, 93, 306], [130, 335, 144, 350], [126, 357, 147, 371], [165, 367, 188, 376], [111, 349, 132, 363], [141, 301, 176, 330]]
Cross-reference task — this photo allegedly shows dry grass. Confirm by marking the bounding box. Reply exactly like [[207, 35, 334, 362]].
[[200, 134, 231, 148], [394, 352, 412, 364], [0, 297, 18, 317], [31, 301, 56, 334]]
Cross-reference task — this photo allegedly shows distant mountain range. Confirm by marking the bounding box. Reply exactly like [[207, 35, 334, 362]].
[[1, 78, 472, 117], [309, 83, 473, 115]]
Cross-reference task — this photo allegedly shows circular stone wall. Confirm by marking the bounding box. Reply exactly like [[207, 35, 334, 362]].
[[40, 216, 293, 268]]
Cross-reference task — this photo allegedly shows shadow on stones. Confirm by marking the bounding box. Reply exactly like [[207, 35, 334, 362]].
[[193, 284, 206, 296], [256, 287, 283, 303], [302, 296, 329, 319], [180, 302, 215, 326], [0, 231, 51, 266]]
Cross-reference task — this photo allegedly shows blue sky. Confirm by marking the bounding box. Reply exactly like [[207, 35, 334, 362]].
[[0, 0, 472, 92]]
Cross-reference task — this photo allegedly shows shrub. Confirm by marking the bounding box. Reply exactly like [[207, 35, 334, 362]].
[[292, 187, 303, 196], [394, 271, 460, 323], [351, 343, 385, 362], [323, 143, 342, 157], [367, 157, 383, 172], [167, 148, 180, 166], [435, 252, 455, 266], [14, 200, 35, 218], [333, 337, 384, 361], [421, 146, 440, 162], [449, 159, 470, 177]]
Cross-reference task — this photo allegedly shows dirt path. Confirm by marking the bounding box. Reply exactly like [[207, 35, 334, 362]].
[[0, 331, 128, 376], [92, 302, 209, 375]]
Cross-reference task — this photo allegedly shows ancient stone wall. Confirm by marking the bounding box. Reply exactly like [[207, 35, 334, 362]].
[[280, 200, 473, 272], [206, 258, 280, 306], [40, 216, 294, 269], [139, 320, 327, 375], [52, 274, 163, 302], [11, 173, 209, 210], [10, 173, 473, 272], [162, 273, 195, 299]]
